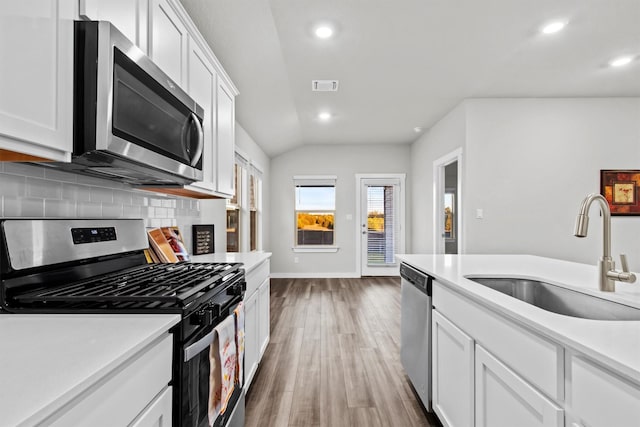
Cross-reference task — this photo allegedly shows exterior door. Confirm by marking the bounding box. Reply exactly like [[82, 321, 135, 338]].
[[358, 175, 405, 276]]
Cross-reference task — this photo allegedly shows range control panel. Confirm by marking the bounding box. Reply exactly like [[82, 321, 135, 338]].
[[71, 227, 117, 244]]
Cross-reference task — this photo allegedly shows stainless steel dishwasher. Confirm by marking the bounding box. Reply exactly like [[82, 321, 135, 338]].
[[400, 262, 433, 411]]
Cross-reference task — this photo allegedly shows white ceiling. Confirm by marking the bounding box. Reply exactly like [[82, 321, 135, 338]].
[[179, 0, 640, 157]]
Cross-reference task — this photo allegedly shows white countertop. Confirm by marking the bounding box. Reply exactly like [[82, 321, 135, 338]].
[[0, 314, 180, 427], [397, 254, 640, 383], [190, 252, 271, 273]]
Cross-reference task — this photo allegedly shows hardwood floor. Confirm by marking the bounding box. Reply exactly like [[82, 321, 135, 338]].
[[245, 277, 441, 427]]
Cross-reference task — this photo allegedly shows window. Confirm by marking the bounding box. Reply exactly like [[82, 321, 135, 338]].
[[227, 152, 263, 253], [249, 164, 263, 252], [226, 156, 246, 252], [294, 176, 336, 247]]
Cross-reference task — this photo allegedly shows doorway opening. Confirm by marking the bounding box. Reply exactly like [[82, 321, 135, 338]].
[[356, 174, 406, 276], [433, 149, 463, 254]]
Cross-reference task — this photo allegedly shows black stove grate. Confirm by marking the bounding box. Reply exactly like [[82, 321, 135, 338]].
[[10, 262, 242, 310]]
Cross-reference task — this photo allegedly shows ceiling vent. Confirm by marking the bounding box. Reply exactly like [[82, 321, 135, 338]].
[[312, 80, 339, 92]]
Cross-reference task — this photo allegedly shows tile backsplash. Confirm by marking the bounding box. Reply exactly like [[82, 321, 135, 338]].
[[0, 162, 201, 250]]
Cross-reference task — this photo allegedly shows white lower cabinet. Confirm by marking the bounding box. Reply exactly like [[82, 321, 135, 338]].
[[129, 386, 173, 427], [244, 290, 259, 388], [258, 277, 270, 357], [243, 259, 270, 390], [566, 353, 640, 427], [45, 334, 173, 426], [432, 310, 474, 427], [476, 345, 563, 427]]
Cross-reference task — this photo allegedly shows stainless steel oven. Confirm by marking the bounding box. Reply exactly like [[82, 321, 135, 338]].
[[45, 21, 204, 186], [0, 219, 245, 427]]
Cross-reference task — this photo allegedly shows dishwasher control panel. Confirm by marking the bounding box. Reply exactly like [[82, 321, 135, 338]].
[[400, 263, 432, 295]]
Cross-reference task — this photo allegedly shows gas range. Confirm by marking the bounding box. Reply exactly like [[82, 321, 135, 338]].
[[0, 219, 246, 427]]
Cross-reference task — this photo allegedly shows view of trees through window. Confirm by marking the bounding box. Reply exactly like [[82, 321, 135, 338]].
[[295, 183, 335, 246]]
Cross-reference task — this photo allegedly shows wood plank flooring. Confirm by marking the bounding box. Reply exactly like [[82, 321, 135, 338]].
[[245, 277, 441, 427]]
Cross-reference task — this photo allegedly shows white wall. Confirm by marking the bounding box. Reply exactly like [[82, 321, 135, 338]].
[[410, 103, 467, 253], [269, 144, 411, 277], [464, 98, 640, 270], [198, 122, 270, 253]]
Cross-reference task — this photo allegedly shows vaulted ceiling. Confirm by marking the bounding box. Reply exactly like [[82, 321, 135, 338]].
[[180, 0, 640, 157]]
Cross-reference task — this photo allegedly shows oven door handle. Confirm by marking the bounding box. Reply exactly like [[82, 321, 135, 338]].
[[184, 329, 216, 362]]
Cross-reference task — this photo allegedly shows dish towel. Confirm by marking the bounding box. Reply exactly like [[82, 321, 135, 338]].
[[234, 302, 245, 387], [208, 314, 237, 426]]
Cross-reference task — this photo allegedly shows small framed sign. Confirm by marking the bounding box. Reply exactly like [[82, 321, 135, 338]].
[[192, 224, 214, 255]]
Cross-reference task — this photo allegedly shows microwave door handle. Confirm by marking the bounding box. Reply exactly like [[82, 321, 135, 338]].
[[189, 112, 204, 167], [184, 329, 215, 362]]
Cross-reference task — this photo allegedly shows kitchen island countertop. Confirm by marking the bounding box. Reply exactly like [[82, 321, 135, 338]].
[[0, 314, 180, 427], [397, 254, 640, 384]]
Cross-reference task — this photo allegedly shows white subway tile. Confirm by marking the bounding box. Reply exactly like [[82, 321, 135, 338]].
[[90, 187, 113, 203], [0, 173, 26, 196], [149, 218, 164, 227], [27, 177, 62, 199], [102, 203, 124, 218], [3, 197, 44, 217], [130, 192, 146, 205], [45, 199, 76, 217], [113, 189, 133, 205], [44, 168, 78, 183], [150, 198, 163, 207], [123, 205, 142, 218], [77, 201, 102, 218], [154, 207, 168, 218], [166, 208, 175, 218], [62, 183, 92, 202], [4, 163, 45, 178], [161, 199, 177, 208]]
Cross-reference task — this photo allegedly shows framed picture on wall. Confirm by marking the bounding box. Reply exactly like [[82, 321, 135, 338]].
[[600, 170, 640, 215]]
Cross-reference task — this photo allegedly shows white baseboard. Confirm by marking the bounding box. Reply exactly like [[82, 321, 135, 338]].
[[270, 272, 360, 279]]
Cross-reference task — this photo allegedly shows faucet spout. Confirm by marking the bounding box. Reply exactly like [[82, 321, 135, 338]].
[[573, 193, 611, 260]]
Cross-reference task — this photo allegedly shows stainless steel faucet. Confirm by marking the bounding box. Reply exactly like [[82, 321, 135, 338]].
[[574, 193, 636, 291]]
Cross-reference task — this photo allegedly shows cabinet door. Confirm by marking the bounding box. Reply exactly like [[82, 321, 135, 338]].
[[185, 38, 216, 192], [148, 0, 188, 85], [476, 345, 563, 427], [432, 310, 474, 427], [244, 291, 259, 390], [129, 386, 172, 427], [258, 278, 270, 358], [567, 354, 640, 427], [0, 0, 73, 162], [216, 79, 235, 197], [79, 0, 148, 52]]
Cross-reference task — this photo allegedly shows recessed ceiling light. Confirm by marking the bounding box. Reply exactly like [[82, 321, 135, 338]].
[[414, 127, 424, 133], [609, 56, 633, 67], [318, 112, 332, 121], [540, 21, 566, 35], [315, 25, 334, 39]]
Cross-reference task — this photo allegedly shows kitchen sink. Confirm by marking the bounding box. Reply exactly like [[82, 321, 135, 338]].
[[465, 277, 640, 321]]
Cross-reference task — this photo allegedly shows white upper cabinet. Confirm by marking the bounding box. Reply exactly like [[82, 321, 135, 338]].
[[79, 0, 148, 52], [216, 79, 235, 197], [0, 0, 75, 162], [186, 38, 217, 193], [148, 0, 188, 86]]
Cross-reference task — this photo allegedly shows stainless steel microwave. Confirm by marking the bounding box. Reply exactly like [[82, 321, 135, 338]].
[[49, 21, 204, 185]]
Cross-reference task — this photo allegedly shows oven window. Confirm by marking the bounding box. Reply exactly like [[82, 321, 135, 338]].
[[182, 338, 212, 427], [112, 48, 201, 167]]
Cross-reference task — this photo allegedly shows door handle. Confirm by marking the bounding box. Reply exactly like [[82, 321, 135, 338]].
[[188, 112, 204, 166]]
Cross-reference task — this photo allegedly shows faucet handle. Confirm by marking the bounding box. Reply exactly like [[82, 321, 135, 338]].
[[620, 254, 631, 272]]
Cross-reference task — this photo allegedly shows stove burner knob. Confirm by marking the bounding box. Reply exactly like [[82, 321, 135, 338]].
[[227, 281, 246, 296], [190, 308, 213, 326]]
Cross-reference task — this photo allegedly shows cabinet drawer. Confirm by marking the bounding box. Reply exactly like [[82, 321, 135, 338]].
[[46, 334, 173, 426], [567, 353, 640, 427], [433, 282, 563, 401], [245, 259, 270, 297]]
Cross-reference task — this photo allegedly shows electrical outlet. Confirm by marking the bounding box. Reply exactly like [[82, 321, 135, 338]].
[[476, 209, 484, 219], [294, 257, 299, 263]]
